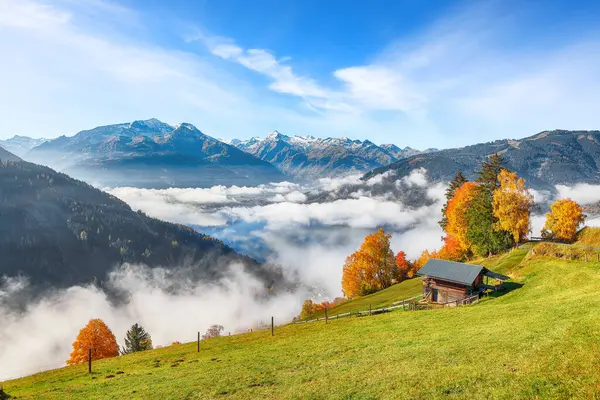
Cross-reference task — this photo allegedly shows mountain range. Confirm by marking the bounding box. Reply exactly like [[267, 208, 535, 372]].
[[0, 135, 48, 157], [6, 120, 600, 190], [25, 119, 286, 188], [228, 131, 436, 179], [0, 153, 282, 291], [364, 130, 600, 189]]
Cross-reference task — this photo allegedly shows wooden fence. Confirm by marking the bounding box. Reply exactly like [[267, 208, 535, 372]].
[[294, 292, 480, 324], [293, 295, 423, 324]]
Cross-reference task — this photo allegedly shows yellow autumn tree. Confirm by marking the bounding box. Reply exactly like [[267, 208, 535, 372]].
[[299, 299, 316, 319], [413, 249, 433, 270], [446, 182, 478, 252], [542, 198, 585, 242], [67, 319, 119, 365], [493, 170, 534, 244], [341, 228, 395, 298]]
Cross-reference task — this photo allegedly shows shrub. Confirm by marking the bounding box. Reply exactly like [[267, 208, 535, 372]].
[[202, 325, 224, 340]]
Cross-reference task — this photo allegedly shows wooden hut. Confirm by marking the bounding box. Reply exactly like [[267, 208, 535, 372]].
[[416, 259, 509, 304]]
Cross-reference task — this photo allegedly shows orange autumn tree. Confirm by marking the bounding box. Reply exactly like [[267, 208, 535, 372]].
[[299, 299, 316, 319], [445, 181, 478, 255], [395, 251, 414, 281], [493, 170, 534, 244], [341, 228, 395, 298], [542, 198, 585, 242], [67, 319, 119, 365], [414, 249, 433, 270], [437, 235, 464, 261]]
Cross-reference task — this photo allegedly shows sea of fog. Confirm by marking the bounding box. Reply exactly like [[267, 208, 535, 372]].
[[2, 170, 600, 379]]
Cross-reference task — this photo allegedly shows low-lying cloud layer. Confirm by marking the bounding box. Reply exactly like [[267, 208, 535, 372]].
[[108, 170, 449, 295], [0, 264, 307, 381], [107, 170, 600, 296]]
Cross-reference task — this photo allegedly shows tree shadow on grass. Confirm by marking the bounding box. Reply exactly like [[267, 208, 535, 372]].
[[0, 387, 11, 400], [485, 282, 524, 299]]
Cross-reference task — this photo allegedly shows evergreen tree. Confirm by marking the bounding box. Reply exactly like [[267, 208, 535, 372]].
[[121, 323, 153, 355], [439, 172, 468, 231], [475, 153, 505, 190], [465, 154, 514, 256]]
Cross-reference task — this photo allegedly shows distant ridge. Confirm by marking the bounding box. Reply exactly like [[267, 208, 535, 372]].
[[0, 146, 22, 162], [229, 131, 437, 179], [364, 129, 600, 188], [0, 136, 48, 157]]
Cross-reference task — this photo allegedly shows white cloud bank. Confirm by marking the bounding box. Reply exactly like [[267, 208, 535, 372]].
[[555, 184, 600, 205], [107, 172, 447, 295]]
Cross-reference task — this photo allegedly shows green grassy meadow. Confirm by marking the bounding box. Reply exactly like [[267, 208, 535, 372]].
[[304, 276, 423, 320], [5, 245, 600, 399]]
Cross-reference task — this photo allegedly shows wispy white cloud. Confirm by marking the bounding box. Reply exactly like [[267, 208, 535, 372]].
[[1, 0, 599, 148], [195, 34, 424, 116], [196, 34, 329, 99], [192, 2, 600, 146], [0, 0, 287, 139]]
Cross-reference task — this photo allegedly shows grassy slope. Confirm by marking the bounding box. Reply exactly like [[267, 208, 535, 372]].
[[306, 277, 423, 320], [6, 246, 600, 399], [576, 227, 600, 247]]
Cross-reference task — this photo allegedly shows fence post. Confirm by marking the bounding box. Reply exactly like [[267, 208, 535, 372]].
[[586, 253, 588, 262], [369, 304, 372, 316], [324, 308, 328, 324], [197, 332, 200, 352], [271, 316, 274, 336], [88, 348, 92, 373]]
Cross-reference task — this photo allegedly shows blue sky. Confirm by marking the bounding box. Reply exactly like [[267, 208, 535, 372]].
[[0, 0, 599, 148]]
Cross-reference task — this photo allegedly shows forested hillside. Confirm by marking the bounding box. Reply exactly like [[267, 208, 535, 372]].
[[0, 161, 281, 289], [0, 147, 22, 162]]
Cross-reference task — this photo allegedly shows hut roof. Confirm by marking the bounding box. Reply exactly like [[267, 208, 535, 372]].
[[417, 259, 484, 286]]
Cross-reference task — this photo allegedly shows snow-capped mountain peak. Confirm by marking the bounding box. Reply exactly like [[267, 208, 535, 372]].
[[228, 130, 437, 179], [128, 118, 174, 133], [0, 135, 49, 157], [266, 130, 290, 140]]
